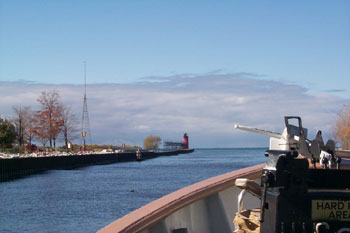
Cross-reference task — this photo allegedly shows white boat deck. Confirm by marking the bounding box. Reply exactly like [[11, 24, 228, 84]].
[[98, 164, 264, 233]]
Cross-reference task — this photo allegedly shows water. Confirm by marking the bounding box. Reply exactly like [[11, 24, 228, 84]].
[[0, 148, 267, 233]]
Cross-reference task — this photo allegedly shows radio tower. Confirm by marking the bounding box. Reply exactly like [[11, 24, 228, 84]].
[[81, 61, 92, 149]]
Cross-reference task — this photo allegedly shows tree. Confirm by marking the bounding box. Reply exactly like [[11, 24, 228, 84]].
[[60, 106, 79, 149], [12, 106, 31, 146], [143, 135, 162, 149], [334, 105, 350, 150], [32, 114, 50, 147], [26, 111, 36, 145], [34, 90, 64, 148], [0, 118, 16, 149]]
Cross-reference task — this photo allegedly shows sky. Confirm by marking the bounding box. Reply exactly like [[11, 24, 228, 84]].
[[0, 1, 349, 148]]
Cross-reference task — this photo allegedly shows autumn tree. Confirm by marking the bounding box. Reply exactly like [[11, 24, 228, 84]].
[[34, 90, 64, 148], [60, 105, 79, 149], [143, 135, 162, 149], [0, 117, 16, 149], [334, 105, 350, 150], [12, 106, 32, 146], [33, 110, 50, 147]]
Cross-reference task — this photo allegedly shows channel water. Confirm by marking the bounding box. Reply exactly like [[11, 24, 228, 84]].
[[0, 148, 267, 233]]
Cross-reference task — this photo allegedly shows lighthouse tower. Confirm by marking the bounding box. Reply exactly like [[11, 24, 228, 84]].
[[183, 133, 189, 149]]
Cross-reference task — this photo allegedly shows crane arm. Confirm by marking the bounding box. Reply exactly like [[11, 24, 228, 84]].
[[234, 124, 282, 138]]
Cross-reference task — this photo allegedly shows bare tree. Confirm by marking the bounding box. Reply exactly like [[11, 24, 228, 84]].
[[60, 105, 79, 149], [12, 106, 31, 146], [334, 105, 350, 150], [13, 106, 38, 146]]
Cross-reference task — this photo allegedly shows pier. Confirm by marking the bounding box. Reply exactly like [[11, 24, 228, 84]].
[[0, 149, 194, 182]]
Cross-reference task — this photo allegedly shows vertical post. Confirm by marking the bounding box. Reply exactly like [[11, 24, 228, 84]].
[[81, 61, 92, 148], [81, 131, 87, 152]]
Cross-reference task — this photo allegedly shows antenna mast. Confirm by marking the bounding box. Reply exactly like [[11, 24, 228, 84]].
[[81, 61, 93, 150]]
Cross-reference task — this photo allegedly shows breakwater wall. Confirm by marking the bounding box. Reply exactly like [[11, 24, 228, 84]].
[[0, 149, 194, 182]]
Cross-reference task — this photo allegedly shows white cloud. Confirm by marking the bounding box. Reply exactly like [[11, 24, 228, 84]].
[[0, 74, 348, 148]]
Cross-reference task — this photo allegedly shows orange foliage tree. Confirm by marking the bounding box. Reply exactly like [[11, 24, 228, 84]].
[[34, 90, 64, 148], [334, 105, 350, 150], [143, 135, 162, 149]]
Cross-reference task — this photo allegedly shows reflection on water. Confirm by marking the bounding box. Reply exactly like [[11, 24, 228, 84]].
[[0, 148, 266, 233]]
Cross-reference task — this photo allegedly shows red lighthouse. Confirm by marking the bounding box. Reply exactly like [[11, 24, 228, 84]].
[[183, 133, 189, 149]]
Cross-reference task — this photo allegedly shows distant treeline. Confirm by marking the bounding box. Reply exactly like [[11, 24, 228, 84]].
[[0, 89, 159, 153], [0, 143, 141, 154], [1, 89, 79, 150]]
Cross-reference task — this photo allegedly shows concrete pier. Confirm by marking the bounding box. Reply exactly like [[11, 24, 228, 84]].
[[0, 149, 194, 182]]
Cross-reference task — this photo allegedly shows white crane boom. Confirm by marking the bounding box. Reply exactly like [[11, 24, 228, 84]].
[[234, 124, 282, 139]]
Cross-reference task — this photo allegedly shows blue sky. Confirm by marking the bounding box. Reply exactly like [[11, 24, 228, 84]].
[[0, 1, 349, 147], [1, 1, 349, 96]]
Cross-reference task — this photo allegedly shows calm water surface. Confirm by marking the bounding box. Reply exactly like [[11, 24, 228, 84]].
[[0, 148, 267, 233]]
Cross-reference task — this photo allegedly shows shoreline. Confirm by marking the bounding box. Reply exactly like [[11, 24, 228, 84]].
[[0, 149, 194, 182]]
